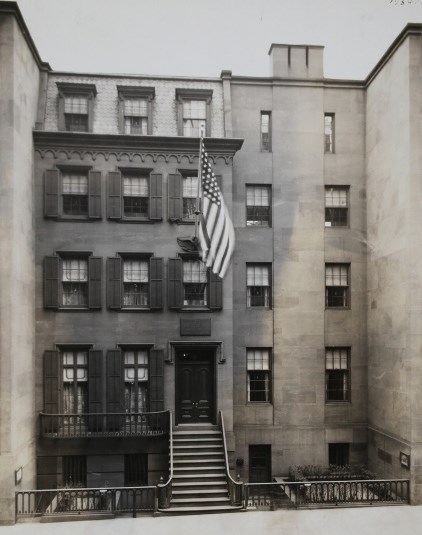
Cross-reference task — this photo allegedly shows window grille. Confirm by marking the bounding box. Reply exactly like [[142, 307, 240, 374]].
[[63, 455, 87, 487], [124, 454, 147, 486]]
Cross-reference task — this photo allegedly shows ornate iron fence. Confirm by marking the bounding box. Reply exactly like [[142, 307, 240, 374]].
[[40, 410, 169, 438]]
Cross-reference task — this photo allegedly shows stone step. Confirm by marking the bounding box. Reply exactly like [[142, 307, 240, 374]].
[[172, 489, 229, 497], [173, 459, 225, 464], [173, 452, 224, 457], [173, 473, 226, 480], [173, 430, 221, 436], [171, 497, 231, 505], [157, 505, 243, 515], [173, 438, 223, 443], [173, 444, 224, 450]]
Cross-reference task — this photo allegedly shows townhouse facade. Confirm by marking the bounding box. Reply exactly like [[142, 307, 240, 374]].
[[0, 1, 421, 524]]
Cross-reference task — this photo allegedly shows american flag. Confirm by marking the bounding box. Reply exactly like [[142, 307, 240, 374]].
[[198, 143, 235, 278]]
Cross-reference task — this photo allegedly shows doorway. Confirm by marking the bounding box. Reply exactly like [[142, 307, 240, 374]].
[[175, 349, 216, 424]]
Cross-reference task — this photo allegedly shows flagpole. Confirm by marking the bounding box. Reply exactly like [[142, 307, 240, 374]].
[[194, 123, 205, 242]]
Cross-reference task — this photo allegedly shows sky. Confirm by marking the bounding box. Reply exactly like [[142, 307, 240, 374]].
[[15, 0, 422, 80]]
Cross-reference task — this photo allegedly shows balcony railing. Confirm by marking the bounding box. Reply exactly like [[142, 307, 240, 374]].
[[245, 479, 410, 509], [16, 486, 157, 518], [40, 411, 169, 438]]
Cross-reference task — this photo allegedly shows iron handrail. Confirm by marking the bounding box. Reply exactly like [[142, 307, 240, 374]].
[[157, 410, 173, 508], [218, 410, 243, 506]]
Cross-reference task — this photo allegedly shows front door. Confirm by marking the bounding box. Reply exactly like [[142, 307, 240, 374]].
[[176, 350, 215, 424]]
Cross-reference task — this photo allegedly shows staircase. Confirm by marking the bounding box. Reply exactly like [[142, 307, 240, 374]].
[[158, 424, 243, 514]]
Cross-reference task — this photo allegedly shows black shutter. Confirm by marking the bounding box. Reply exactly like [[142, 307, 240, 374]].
[[45, 169, 60, 218], [168, 258, 183, 309], [149, 172, 163, 220], [149, 257, 163, 309], [88, 257, 102, 309], [107, 257, 122, 309], [107, 171, 122, 219], [168, 173, 182, 220], [149, 349, 164, 412], [88, 350, 103, 431], [88, 171, 102, 219], [44, 256, 60, 309], [106, 350, 123, 430], [209, 271, 223, 310], [44, 350, 59, 433]]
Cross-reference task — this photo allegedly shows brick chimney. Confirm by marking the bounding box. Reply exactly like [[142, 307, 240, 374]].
[[268, 44, 324, 78]]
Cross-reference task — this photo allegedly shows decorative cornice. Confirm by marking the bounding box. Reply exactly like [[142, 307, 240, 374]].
[[33, 132, 244, 165], [56, 82, 97, 96]]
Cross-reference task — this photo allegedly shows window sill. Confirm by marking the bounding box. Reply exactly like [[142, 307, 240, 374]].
[[120, 307, 152, 312], [47, 216, 100, 222], [246, 402, 272, 406], [56, 307, 92, 312], [179, 307, 213, 313], [325, 307, 351, 310], [325, 401, 350, 405], [120, 218, 157, 224], [246, 306, 272, 310]]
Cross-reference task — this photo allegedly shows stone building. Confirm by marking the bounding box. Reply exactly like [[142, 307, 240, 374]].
[[0, 1, 421, 524]]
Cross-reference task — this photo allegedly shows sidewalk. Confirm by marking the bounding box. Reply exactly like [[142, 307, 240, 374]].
[[1, 506, 422, 535]]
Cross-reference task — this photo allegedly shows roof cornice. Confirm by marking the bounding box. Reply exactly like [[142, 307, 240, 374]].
[[0, 1, 50, 70]]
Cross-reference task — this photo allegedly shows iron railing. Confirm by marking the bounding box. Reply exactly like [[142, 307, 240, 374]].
[[218, 411, 243, 506], [157, 410, 173, 509], [16, 486, 157, 519], [245, 478, 410, 509], [40, 411, 169, 438]]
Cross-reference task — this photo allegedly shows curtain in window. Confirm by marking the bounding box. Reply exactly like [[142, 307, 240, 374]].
[[183, 100, 206, 119], [247, 349, 270, 370], [325, 265, 348, 286], [326, 348, 348, 370], [123, 177, 148, 197], [325, 188, 347, 207], [64, 96, 88, 114], [183, 176, 200, 197], [124, 98, 148, 117], [247, 265, 269, 286], [183, 260, 207, 283], [124, 351, 148, 413], [62, 174, 88, 195], [62, 352, 88, 415], [62, 259, 88, 282], [247, 186, 269, 207], [123, 260, 149, 282]]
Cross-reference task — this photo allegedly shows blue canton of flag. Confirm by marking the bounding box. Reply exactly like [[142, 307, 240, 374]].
[[198, 144, 235, 278]]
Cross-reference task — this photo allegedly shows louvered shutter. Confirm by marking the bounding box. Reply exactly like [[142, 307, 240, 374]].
[[44, 256, 60, 309], [168, 258, 183, 309], [149, 257, 163, 309], [149, 349, 164, 412], [209, 271, 223, 310], [44, 350, 59, 433], [88, 350, 103, 431], [168, 173, 182, 220], [107, 257, 122, 309], [106, 350, 123, 431], [88, 171, 102, 219], [88, 257, 102, 309], [149, 172, 163, 220], [107, 171, 122, 219], [45, 169, 60, 218]]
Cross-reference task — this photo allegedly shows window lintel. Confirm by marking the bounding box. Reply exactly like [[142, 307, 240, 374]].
[[117, 85, 155, 101], [56, 82, 97, 97], [175, 88, 213, 103]]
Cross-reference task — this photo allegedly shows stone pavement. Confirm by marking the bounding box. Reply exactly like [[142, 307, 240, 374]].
[[1, 506, 422, 535]]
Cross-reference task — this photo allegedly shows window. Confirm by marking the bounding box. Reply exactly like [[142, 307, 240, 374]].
[[182, 175, 200, 220], [247, 349, 271, 402], [183, 259, 208, 306], [325, 186, 349, 227], [62, 350, 88, 417], [246, 185, 271, 227], [63, 456, 86, 487], [124, 350, 149, 413], [44, 168, 102, 220], [122, 174, 149, 218], [176, 88, 212, 137], [249, 445, 271, 483], [247, 264, 271, 307], [117, 86, 154, 135], [107, 170, 162, 221], [260, 112, 271, 151], [325, 263, 350, 308], [106, 256, 163, 310], [44, 254, 102, 310], [125, 454, 148, 486], [57, 83, 96, 133], [324, 113, 335, 153], [123, 258, 149, 307], [328, 443, 349, 466], [326, 347, 350, 401]]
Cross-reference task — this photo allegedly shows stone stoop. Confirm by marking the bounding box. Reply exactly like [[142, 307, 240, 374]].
[[158, 425, 243, 515]]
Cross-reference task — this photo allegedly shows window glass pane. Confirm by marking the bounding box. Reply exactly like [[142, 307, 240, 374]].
[[247, 186, 270, 207], [183, 100, 206, 119], [325, 187, 347, 207], [326, 348, 349, 370], [124, 367, 136, 381], [123, 260, 149, 282], [64, 96, 88, 114], [261, 113, 269, 133], [247, 265, 269, 286], [137, 351, 148, 366], [62, 259, 88, 282], [62, 174, 88, 195], [124, 98, 148, 116], [123, 177, 148, 196], [124, 351, 135, 365], [325, 265, 348, 286], [183, 176, 199, 197], [183, 260, 207, 283], [247, 349, 270, 370]]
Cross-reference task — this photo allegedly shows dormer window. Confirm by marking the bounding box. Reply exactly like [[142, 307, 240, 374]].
[[117, 86, 155, 135], [57, 83, 97, 132], [176, 89, 213, 137]]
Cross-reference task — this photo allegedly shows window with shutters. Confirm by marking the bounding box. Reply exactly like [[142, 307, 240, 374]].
[[246, 185, 271, 227], [56, 82, 96, 133], [44, 253, 102, 310], [182, 174, 200, 220], [106, 255, 163, 310], [62, 350, 88, 420], [44, 167, 102, 220], [176, 88, 212, 137], [117, 86, 154, 135], [183, 259, 208, 306], [260, 112, 271, 152], [325, 263, 350, 308], [325, 186, 349, 227], [247, 349, 272, 403], [247, 263, 271, 307], [324, 113, 335, 153], [326, 347, 350, 402], [124, 350, 149, 414], [107, 170, 162, 221]]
